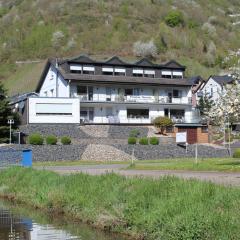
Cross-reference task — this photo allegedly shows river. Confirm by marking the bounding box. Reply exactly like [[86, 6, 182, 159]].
[[0, 201, 127, 240]]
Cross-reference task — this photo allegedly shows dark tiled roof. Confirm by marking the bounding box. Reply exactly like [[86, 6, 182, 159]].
[[61, 54, 185, 70], [211, 75, 234, 85], [60, 69, 193, 86]]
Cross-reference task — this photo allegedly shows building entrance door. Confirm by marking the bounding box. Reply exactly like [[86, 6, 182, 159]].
[[178, 127, 197, 144]]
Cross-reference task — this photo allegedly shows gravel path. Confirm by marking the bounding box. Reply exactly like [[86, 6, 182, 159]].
[[35, 164, 240, 187]]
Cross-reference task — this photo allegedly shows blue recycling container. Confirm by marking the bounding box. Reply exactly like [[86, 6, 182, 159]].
[[22, 149, 32, 167]]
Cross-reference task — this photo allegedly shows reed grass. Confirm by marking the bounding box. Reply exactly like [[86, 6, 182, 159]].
[[0, 167, 239, 239]]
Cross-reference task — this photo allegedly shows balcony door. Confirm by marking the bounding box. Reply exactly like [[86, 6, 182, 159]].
[[106, 87, 112, 101]]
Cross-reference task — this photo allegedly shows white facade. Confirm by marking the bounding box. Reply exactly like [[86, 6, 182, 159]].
[[36, 61, 197, 124], [200, 77, 224, 101], [28, 97, 80, 124], [39, 66, 70, 98]]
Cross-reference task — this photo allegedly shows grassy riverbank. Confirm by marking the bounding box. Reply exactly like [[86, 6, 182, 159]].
[[0, 167, 240, 239]]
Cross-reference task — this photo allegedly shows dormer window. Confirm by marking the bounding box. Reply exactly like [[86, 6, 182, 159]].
[[133, 69, 143, 77], [172, 71, 183, 79], [70, 64, 82, 74], [83, 66, 95, 74], [144, 70, 155, 78], [102, 67, 114, 75], [114, 68, 126, 76], [161, 70, 172, 79]]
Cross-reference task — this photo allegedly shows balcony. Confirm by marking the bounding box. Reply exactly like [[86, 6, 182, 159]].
[[78, 95, 192, 105]]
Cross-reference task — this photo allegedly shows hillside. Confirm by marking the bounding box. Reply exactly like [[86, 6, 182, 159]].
[[1, 0, 240, 95]]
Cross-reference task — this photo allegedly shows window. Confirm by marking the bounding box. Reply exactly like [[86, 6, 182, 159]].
[[133, 88, 140, 96], [50, 89, 54, 97], [127, 109, 149, 119], [173, 90, 182, 98], [83, 66, 95, 74], [144, 70, 155, 78], [166, 126, 174, 133], [102, 67, 114, 75], [115, 68, 126, 76], [70, 64, 82, 74], [162, 70, 172, 78], [44, 91, 48, 97], [77, 86, 87, 95], [133, 69, 143, 77], [172, 71, 183, 79], [125, 89, 133, 95], [201, 126, 208, 133]]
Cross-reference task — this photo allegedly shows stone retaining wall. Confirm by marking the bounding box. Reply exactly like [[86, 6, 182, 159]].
[[2, 143, 229, 162]]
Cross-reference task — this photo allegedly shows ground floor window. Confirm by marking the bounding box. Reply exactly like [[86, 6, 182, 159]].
[[201, 126, 208, 133], [80, 107, 94, 122], [127, 109, 149, 119]]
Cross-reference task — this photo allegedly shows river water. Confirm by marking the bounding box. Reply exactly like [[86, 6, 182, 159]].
[[0, 201, 126, 240]]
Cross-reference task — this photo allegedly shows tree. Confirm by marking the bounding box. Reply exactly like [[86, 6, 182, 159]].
[[206, 80, 240, 126], [0, 81, 19, 143], [133, 40, 158, 59], [197, 93, 214, 116], [153, 116, 173, 134]]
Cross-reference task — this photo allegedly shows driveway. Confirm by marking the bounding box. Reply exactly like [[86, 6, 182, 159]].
[[35, 164, 240, 187]]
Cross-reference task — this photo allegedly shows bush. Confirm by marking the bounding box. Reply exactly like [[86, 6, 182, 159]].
[[149, 137, 159, 145], [128, 137, 137, 145], [233, 148, 240, 158], [61, 136, 71, 145], [139, 137, 149, 145], [46, 135, 57, 145], [153, 116, 173, 134], [165, 10, 184, 28], [28, 133, 44, 145], [129, 129, 140, 138]]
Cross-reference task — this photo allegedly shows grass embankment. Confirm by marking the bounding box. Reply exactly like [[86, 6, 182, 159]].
[[128, 158, 240, 172], [0, 168, 240, 239]]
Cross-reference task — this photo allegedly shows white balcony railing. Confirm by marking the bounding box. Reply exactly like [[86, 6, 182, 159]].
[[78, 94, 192, 104]]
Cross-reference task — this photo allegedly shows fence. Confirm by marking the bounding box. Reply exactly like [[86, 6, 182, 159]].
[[0, 149, 32, 168]]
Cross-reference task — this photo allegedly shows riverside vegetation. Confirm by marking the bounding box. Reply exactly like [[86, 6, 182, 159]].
[[1, 0, 240, 95], [0, 167, 240, 239]]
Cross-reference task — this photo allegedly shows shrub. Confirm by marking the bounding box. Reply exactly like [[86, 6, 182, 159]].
[[28, 133, 44, 145], [164, 10, 184, 28], [129, 129, 140, 138], [139, 137, 149, 145], [233, 148, 240, 158], [46, 135, 57, 145], [61, 136, 71, 145], [128, 137, 137, 145], [149, 137, 159, 145], [153, 116, 173, 134]]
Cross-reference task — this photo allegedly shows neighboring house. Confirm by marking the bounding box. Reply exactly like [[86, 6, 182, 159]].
[[9, 92, 38, 125], [199, 75, 234, 101], [30, 54, 202, 125]]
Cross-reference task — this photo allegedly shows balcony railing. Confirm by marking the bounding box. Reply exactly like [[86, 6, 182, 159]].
[[78, 95, 192, 104]]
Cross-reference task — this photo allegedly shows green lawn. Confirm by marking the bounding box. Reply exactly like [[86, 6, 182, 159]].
[[128, 158, 240, 172], [33, 158, 240, 172], [0, 167, 240, 239]]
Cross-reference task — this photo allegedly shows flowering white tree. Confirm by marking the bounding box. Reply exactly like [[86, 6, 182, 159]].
[[206, 49, 240, 126], [206, 81, 240, 125]]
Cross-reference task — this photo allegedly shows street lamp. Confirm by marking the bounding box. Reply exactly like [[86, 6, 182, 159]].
[[7, 119, 14, 144]]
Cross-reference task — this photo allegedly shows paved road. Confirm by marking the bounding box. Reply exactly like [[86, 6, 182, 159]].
[[35, 164, 240, 187]]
